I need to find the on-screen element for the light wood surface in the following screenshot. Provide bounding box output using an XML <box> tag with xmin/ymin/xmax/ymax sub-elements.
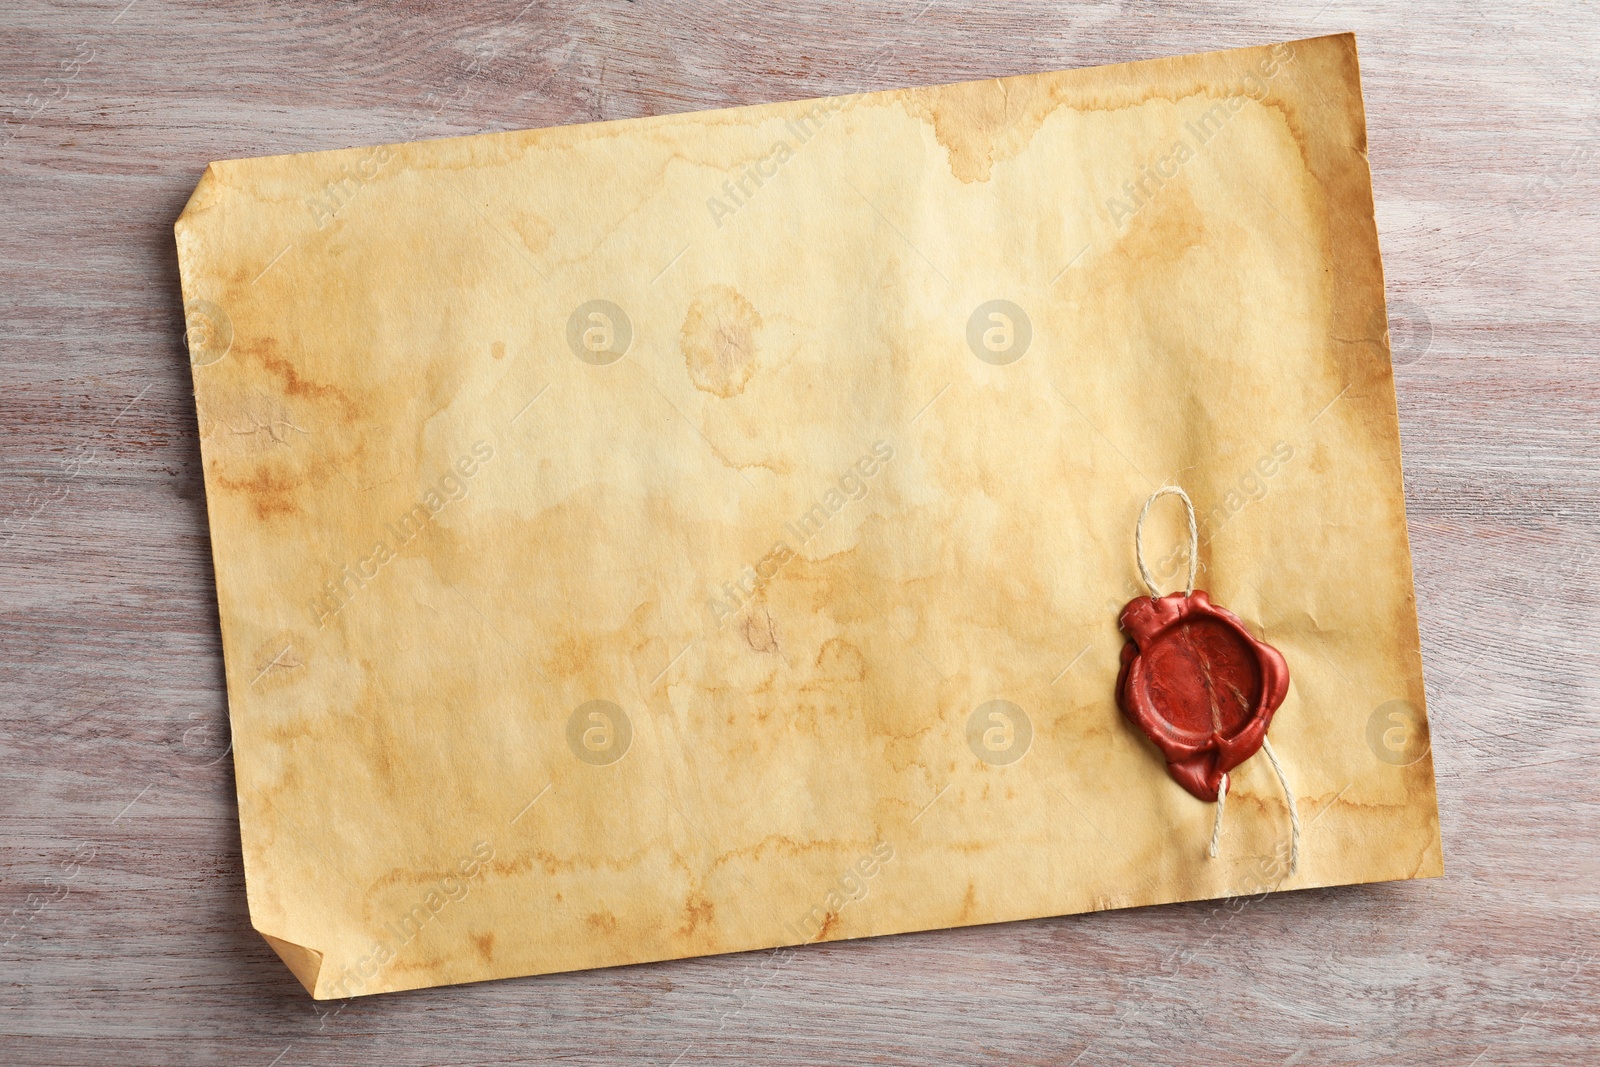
<box><xmin>2</xmin><ymin>2</ymin><xmax>1596</xmax><ymax>1064</ymax></box>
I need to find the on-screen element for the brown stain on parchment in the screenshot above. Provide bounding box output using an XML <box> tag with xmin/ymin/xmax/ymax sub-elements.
<box><xmin>508</xmin><ymin>211</ymin><xmax>554</xmax><ymax>257</ymax></box>
<box><xmin>421</xmin><ymin>341</ymin><xmax>472</xmax><ymax>423</ymax></box>
<box><xmin>215</xmin><ymin>462</ymin><xmax>301</xmax><ymax>520</ymax></box>
<box><xmin>676</xmin><ymin>892</ymin><xmax>715</xmax><ymax>940</ymax></box>
<box><xmin>241</xmin><ymin>336</ymin><xmax>359</xmax><ymax>422</ymax></box>
<box><xmin>245</xmin><ymin>632</ymin><xmax>307</xmax><ymax>694</ymax></box>
<box><xmin>702</xmin><ymin>834</ymin><xmax>870</xmax><ymax>875</ymax></box>
<box><xmin>901</xmin><ymin>76</ymin><xmax>1070</xmax><ymax>183</ymax></box>
<box><xmin>956</xmin><ymin>882</ymin><xmax>978</xmax><ymax>923</ymax></box>
<box><xmin>681</xmin><ymin>285</ymin><xmax>761</xmax><ymax>397</ymax></box>
<box><xmin>1104</xmin><ymin>179</ymin><xmax>1208</xmax><ymax>277</ymax></box>
<box><xmin>740</xmin><ymin>604</ymin><xmax>779</xmax><ymax>653</ymax></box>
<box><xmin>472</xmin><ymin>932</ymin><xmax>495</xmax><ymax>960</ymax></box>
<box><xmin>482</xmin><ymin>843</ymin><xmax>655</xmax><ymax>880</ymax></box>
<box><xmin>810</xmin><ymin>638</ymin><xmax>867</xmax><ymax>685</ymax></box>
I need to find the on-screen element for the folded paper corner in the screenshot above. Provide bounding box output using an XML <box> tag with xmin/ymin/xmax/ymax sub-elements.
<box><xmin>174</xmin><ymin>161</ymin><xmax>223</xmax><ymax>238</ymax></box>
<box><xmin>258</xmin><ymin>929</ymin><xmax>329</xmax><ymax>999</ymax></box>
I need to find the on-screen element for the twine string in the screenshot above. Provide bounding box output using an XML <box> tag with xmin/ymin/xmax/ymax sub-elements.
<box><xmin>1132</xmin><ymin>486</ymin><xmax>1299</xmax><ymax>875</ymax></box>
<box><xmin>1262</xmin><ymin>736</ymin><xmax>1301</xmax><ymax>876</ymax></box>
<box><xmin>1207</xmin><ymin>773</ymin><xmax>1229</xmax><ymax>858</ymax></box>
<box><xmin>1135</xmin><ymin>486</ymin><xmax>1197</xmax><ymax>599</ymax></box>
<box><xmin>1206</xmin><ymin>747</ymin><xmax>1300</xmax><ymax>875</ymax></box>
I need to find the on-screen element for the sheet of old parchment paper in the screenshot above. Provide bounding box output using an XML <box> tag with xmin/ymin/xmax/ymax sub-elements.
<box><xmin>175</xmin><ymin>33</ymin><xmax>1441</xmax><ymax>998</ymax></box>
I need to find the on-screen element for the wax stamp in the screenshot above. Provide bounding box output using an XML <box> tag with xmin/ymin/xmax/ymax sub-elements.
<box><xmin>1116</xmin><ymin>589</ymin><xmax>1290</xmax><ymax>802</ymax></box>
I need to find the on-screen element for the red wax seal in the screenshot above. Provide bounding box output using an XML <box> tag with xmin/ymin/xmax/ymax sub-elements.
<box><xmin>1116</xmin><ymin>591</ymin><xmax>1289</xmax><ymax>802</ymax></box>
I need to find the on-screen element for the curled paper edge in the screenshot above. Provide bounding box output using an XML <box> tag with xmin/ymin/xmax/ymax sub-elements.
<box><xmin>260</xmin><ymin>929</ymin><xmax>325</xmax><ymax>997</ymax></box>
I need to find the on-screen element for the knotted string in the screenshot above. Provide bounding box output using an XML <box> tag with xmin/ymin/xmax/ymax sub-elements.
<box><xmin>1133</xmin><ymin>485</ymin><xmax>1299</xmax><ymax>876</ymax></box>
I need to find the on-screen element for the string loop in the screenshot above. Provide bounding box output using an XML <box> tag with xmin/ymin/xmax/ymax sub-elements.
<box><xmin>1135</xmin><ymin>486</ymin><xmax>1198</xmax><ymax>599</ymax></box>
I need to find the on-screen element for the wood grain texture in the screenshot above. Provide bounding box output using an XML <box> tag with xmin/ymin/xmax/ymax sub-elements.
<box><xmin>1</xmin><ymin>1</ymin><xmax>1595</xmax><ymax>1064</ymax></box>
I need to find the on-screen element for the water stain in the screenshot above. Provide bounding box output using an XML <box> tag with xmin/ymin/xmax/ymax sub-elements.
<box><xmin>677</xmin><ymin>892</ymin><xmax>715</xmax><ymax>940</ymax></box>
<box><xmin>901</xmin><ymin>76</ymin><xmax>1069</xmax><ymax>183</ymax></box>
<box><xmin>243</xmin><ymin>335</ymin><xmax>358</xmax><ymax>421</ymax></box>
<box><xmin>215</xmin><ymin>462</ymin><xmax>301</xmax><ymax>520</ymax></box>
<box><xmin>741</xmin><ymin>604</ymin><xmax>779</xmax><ymax>654</ymax></box>
<box><xmin>956</xmin><ymin>881</ymin><xmax>977</xmax><ymax>922</ymax></box>
<box><xmin>246</xmin><ymin>632</ymin><xmax>307</xmax><ymax>694</ymax></box>
<box><xmin>1104</xmin><ymin>179</ymin><xmax>1207</xmax><ymax>276</ymax></box>
<box><xmin>509</xmin><ymin>211</ymin><xmax>554</xmax><ymax>257</ymax></box>
<box><xmin>421</xmin><ymin>340</ymin><xmax>472</xmax><ymax>423</ymax></box>
<box><xmin>472</xmin><ymin>932</ymin><xmax>495</xmax><ymax>960</ymax></box>
<box><xmin>681</xmin><ymin>284</ymin><xmax>761</xmax><ymax>398</ymax></box>
<box><xmin>812</xmin><ymin>638</ymin><xmax>866</xmax><ymax>684</ymax></box>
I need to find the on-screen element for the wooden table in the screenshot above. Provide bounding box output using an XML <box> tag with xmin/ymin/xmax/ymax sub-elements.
<box><xmin>4</xmin><ymin>2</ymin><xmax>1596</xmax><ymax>1063</ymax></box>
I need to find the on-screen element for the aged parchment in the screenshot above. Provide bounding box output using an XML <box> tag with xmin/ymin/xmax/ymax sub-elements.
<box><xmin>176</xmin><ymin>33</ymin><xmax>1441</xmax><ymax>998</ymax></box>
